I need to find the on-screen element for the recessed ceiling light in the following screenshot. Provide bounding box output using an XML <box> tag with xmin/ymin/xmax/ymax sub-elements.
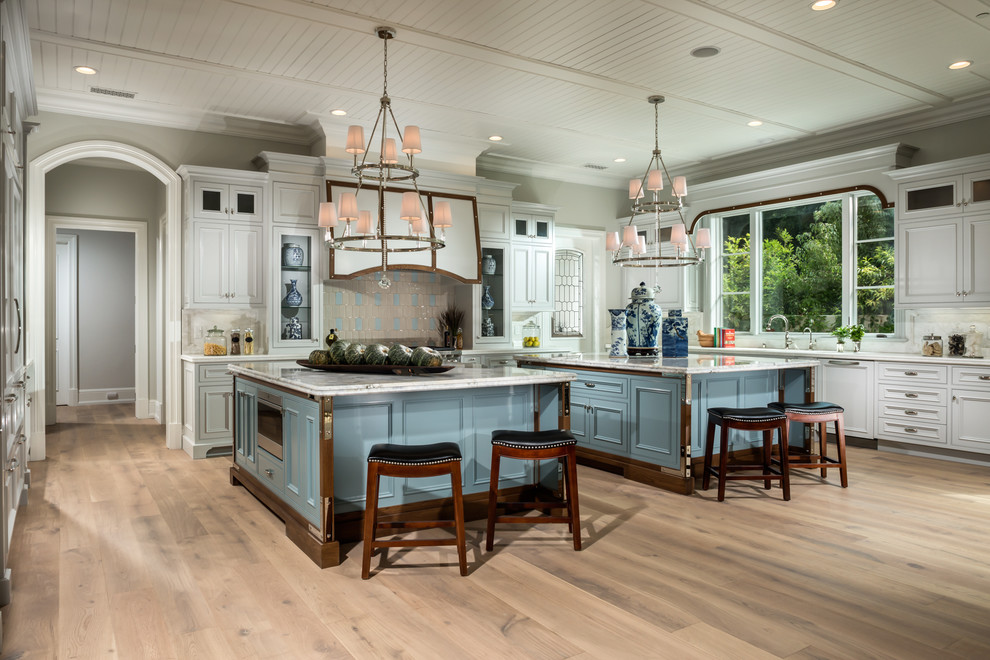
<box><xmin>330</xmin><ymin>109</ymin><xmax>347</xmax><ymax>116</ymax></box>
<box><xmin>811</xmin><ymin>1</ymin><xmax>836</xmax><ymax>10</ymax></box>
<box><xmin>747</xmin><ymin>120</ymin><xmax>763</xmax><ymax>127</ymax></box>
<box><xmin>488</xmin><ymin>135</ymin><xmax>503</xmax><ymax>142</ymax></box>
<box><xmin>613</xmin><ymin>157</ymin><xmax>626</xmax><ymax>163</ymax></box>
<box><xmin>690</xmin><ymin>46</ymin><xmax>721</xmax><ymax>58</ymax></box>
<box><xmin>948</xmin><ymin>60</ymin><xmax>973</xmax><ymax>70</ymax></box>
<box><xmin>74</xmin><ymin>65</ymin><xmax>98</xmax><ymax>75</ymax></box>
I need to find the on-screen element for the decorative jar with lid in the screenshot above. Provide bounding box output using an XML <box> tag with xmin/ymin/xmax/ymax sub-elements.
<box><xmin>625</xmin><ymin>282</ymin><xmax>661</xmax><ymax>356</ymax></box>
<box><xmin>204</xmin><ymin>325</ymin><xmax>227</xmax><ymax>356</ymax></box>
<box><xmin>922</xmin><ymin>333</ymin><xmax>943</xmax><ymax>357</ymax></box>
<box><xmin>282</xmin><ymin>243</ymin><xmax>305</xmax><ymax>267</ymax></box>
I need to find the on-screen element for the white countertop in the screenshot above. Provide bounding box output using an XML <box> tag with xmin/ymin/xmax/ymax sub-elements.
<box><xmin>515</xmin><ymin>352</ymin><xmax>819</xmax><ymax>375</ymax></box>
<box><xmin>181</xmin><ymin>353</ymin><xmax>308</xmax><ymax>363</ymax></box>
<box><xmin>698</xmin><ymin>346</ymin><xmax>987</xmax><ymax>366</ymax></box>
<box><xmin>227</xmin><ymin>361</ymin><xmax>576</xmax><ymax>397</ymax></box>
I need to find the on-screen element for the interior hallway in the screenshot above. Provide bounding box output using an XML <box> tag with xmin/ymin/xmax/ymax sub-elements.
<box><xmin>3</xmin><ymin>404</ymin><xmax>990</xmax><ymax>658</ymax></box>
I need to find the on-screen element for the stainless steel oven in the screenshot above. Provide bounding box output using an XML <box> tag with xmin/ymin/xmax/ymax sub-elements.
<box><xmin>256</xmin><ymin>389</ymin><xmax>284</xmax><ymax>460</ymax></box>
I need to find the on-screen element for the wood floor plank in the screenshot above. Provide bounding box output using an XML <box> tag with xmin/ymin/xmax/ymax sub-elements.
<box><xmin>3</xmin><ymin>403</ymin><xmax>990</xmax><ymax>659</ymax></box>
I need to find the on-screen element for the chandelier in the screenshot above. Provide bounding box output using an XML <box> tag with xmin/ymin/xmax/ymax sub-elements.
<box><xmin>607</xmin><ymin>95</ymin><xmax>710</xmax><ymax>269</ymax></box>
<box><xmin>318</xmin><ymin>27</ymin><xmax>452</xmax><ymax>289</ymax></box>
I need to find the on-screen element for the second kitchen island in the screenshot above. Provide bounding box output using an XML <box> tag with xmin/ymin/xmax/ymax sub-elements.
<box><xmin>228</xmin><ymin>361</ymin><xmax>574</xmax><ymax>567</ymax></box>
<box><xmin>515</xmin><ymin>353</ymin><xmax>819</xmax><ymax>495</ymax></box>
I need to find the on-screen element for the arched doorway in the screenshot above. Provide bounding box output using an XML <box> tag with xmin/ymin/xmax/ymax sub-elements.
<box><xmin>27</xmin><ymin>141</ymin><xmax>183</xmax><ymax>458</ymax></box>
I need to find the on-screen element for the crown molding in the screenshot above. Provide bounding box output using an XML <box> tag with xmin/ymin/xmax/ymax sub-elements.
<box><xmin>37</xmin><ymin>89</ymin><xmax>316</xmax><ymax>145</ymax></box>
<box><xmin>2</xmin><ymin>0</ymin><xmax>37</xmax><ymax>117</ymax></box>
<box><xmin>885</xmin><ymin>152</ymin><xmax>990</xmax><ymax>181</ymax></box>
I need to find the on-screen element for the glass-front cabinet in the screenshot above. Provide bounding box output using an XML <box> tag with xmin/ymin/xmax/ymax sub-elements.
<box><xmin>477</xmin><ymin>242</ymin><xmax>508</xmax><ymax>344</ymax></box>
<box><xmin>271</xmin><ymin>227</ymin><xmax>323</xmax><ymax>353</ymax></box>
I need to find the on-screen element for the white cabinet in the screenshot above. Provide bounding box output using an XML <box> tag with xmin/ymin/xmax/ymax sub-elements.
<box><xmin>271</xmin><ymin>227</ymin><xmax>323</xmax><ymax>353</ymax></box>
<box><xmin>475</xmin><ymin>241</ymin><xmax>510</xmax><ymax>345</ymax></box>
<box><xmin>512</xmin><ymin>212</ymin><xmax>553</xmax><ymax>243</ymax></box>
<box><xmin>479</xmin><ymin>203</ymin><xmax>511</xmax><ymax>239</ymax></box>
<box><xmin>950</xmin><ymin>365</ymin><xmax>990</xmax><ymax>454</ymax></box>
<box><xmin>891</xmin><ymin>155</ymin><xmax>990</xmax><ymax>307</ymax></box>
<box><xmin>820</xmin><ymin>358</ymin><xmax>874</xmax><ymax>438</ymax></box>
<box><xmin>192</xmin><ymin>180</ymin><xmax>263</xmax><ymax>222</ymax></box>
<box><xmin>182</xmin><ymin>362</ymin><xmax>234</xmax><ymax>459</ymax></box>
<box><xmin>876</xmin><ymin>362</ymin><xmax>948</xmax><ymax>447</ymax></box>
<box><xmin>272</xmin><ymin>181</ymin><xmax>320</xmax><ymax>227</ymax></box>
<box><xmin>189</xmin><ymin>221</ymin><xmax>265</xmax><ymax>306</ymax></box>
<box><xmin>510</xmin><ymin>243</ymin><xmax>553</xmax><ymax>311</ymax></box>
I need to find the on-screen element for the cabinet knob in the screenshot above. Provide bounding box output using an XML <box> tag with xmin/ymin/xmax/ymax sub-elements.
<box><xmin>4</xmin><ymin>394</ymin><xmax>15</xmax><ymax>403</ymax></box>
<box><xmin>264</xmin><ymin>468</ymin><xmax>273</xmax><ymax>478</ymax></box>
<box><xmin>584</xmin><ymin>382</ymin><xmax>596</xmax><ymax>388</ymax></box>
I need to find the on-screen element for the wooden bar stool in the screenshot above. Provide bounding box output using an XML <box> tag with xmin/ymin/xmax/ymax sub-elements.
<box><xmin>485</xmin><ymin>429</ymin><xmax>581</xmax><ymax>551</ymax></box>
<box><xmin>702</xmin><ymin>407</ymin><xmax>791</xmax><ymax>502</ymax></box>
<box><xmin>361</xmin><ymin>442</ymin><xmax>467</xmax><ymax>579</ymax></box>
<box><xmin>767</xmin><ymin>401</ymin><xmax>848</xmax><ymax>487</ymax></box>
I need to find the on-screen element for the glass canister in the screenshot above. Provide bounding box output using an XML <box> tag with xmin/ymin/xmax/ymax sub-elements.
<box><xmin>244</xmin><ymin>328</ymin><xmax>254</xmax><ymax>355</ymax></box>
<box><xmin>921</xmin><ymin>333</ymin><xmax>943</xmax><ymax>357</ymax></box>
<box><xmin>229</xmin><ymin>329</ymin><xmax>241</xmax><ymax>355</ymax></box>
<box><xmin>523</xmin><ymin>319</ymin><xmax>541</xmax><ymax>347</ymax></box>
<box><xmin>204</xmin><ymin>325</ymin><xmax>227</xmax><ymax>356</ymax></box>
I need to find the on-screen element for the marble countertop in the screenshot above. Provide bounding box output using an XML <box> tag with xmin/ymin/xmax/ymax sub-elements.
<box><xmin>228</xmin><ymin>361</ymin><xmax>576</xmax><ymax>397</ymax></box>
<box><xmin>698</xmin><ymin>346</ymin><xmax>987</xmax><ymax>366</ymax></box>
<box><xmin>182</xmin><ymin>353</ymin><xmax>308</xmax><ymax>363</ymax></box>
<box><xmin>515</xmin><ymin>352</ymin><xmax>819</xmax><ymax>375</ymax></box>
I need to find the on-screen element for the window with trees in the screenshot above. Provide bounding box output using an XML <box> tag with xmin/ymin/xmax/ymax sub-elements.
<box><xmin>715</xmin><ymin>191</ymin><xmax>895</xmax><ymax>335</ymax></box>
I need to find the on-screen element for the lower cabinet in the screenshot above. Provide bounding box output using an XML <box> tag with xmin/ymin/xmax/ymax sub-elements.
<box><xmin>820</xmin><ymin>358</ymin><xmax>875</xmax><ymax>438</ymax></box>
<box><xmin>281</xmin><ymin>394</ymin><xmax>321</xmax><ymax>527</ymax></box>
<box><xmin>950</xmin><ymin>365</ymin><xmax>990</xmax><ymax>453</ymax></box>
<box><xmin>233</xmin><ymin>379</ymin><xmax>258</xmax><ymax>474</ymax></box>
<box><xmin>876</xmin><ymin>362</ymin><xmax>948</xmax><ymax>448</ymax></box>
<box><xmin>630</xmin><ymin>376</ymin><xmax>681</xmax><ymax>469</ymax></box>
<box><xmin>183</xmin><ymin>362</ymin><xmax>235</xmax><ymax>458</ymax></box>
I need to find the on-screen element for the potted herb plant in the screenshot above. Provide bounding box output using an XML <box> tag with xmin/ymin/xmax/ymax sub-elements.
<box><xmin>848</xmin><ymin>324</ymin><xmax>866</xmax><ymax>352</ymax></box>
<box><xmin>831</xmin><ymin>325</ymin><xmax>851</xmax><ymax>352</ymax></box>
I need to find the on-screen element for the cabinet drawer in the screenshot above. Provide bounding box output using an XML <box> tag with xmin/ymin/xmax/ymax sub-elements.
<box><xmin>878</xmin><ymin>363</ymin><xmax>947</xmax><ymax>384</ymax></box>
<box><xmin>198</xmin><ymin>364</ymin><xmax>233</xmax><ymax>382</ymax></box>
<box><xmin>570</xmin><ymin>373</ymin><xmax>627</xmax><ymax>398</ymax></box>
<box><xmin>879</xmin><ymin>402</ymin><xmax>946</xmax><ymax>424</ymax></box>
<box><xmin>256</xmin><ymin>450</ymin><xmax>285</xmax><ymax>493</ymax></box>
<box><xmin>878</xmin><ymin>384</ymin><xmax>946</xmax><ymax>405</ymax></box>
<box><xmin>879</xmin><ymin>419</ymin><xmax>947</xmax><ymax>445</ymax></box>
<box><xmin>952</xmin><ymin>365</ymin><xmax>990</xmax><ymax>388</ymax></box>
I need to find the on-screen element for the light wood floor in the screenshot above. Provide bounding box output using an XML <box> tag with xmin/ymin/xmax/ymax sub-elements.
<box><xmin>3</xmin><ymin>404</ymin><xmax>990</xmax><ymax>659</ymax></box>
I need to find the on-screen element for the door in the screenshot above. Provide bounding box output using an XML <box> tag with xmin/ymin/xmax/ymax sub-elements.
<box><xmin>193</xmin><ymin>222</ymin><xmax>229</xmax><ymax>303</ymax></box>
<box><xmin>962</xmin><ymin>215</ymin><xmax>990</xmax><ymax>302</ymax></box>
<box><xmin>897</xmin><ymin>218</ymin><xmax>960</xmax><ymax>304</ymax></box>
<box><xmin>55</xmin><ymin>234</ymin><xmax>78</xmax><ymax>405</ymax></box>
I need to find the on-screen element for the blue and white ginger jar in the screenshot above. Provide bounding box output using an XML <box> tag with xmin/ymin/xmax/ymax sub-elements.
<box><xmin>282</xmin><ymin>243</ymin><xmax>305</xmax><ymax>267</ymax></box>
<box><xmin>625</xmin><ymin>282</ymin><xmax>661</xmax><ymax>356</ymax></box>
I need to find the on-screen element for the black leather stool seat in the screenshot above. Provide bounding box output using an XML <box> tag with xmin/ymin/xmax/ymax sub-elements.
<box><xmin>707</xmin><ymin>407</ymin><xmax>786</xmax><ymax>423</ymax></box>
<box><xmin>367</xmin><ymin>442</ymin><xmax>462</xmax><ymax>465</ymax></box>
<box><xmin>492</xmin><ymin>429</ymin><xmax>576</xmax><ymax>449</ymax></box>
<box><xmin>768</xmin><ymin>401</ymin><xmax>844</xmax><ymax>415</ymax></box>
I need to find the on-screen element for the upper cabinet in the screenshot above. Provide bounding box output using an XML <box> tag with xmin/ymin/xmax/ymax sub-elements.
<box><xmin>510</xmin><ymin>202</ymin><xmax>556</xmax><ymax>311</ymax></box>
<box><xmin>272</xmin><ymin>181</ymin><xmax>320</xmax><ymax>227</ymax></box>
<box><xmin>193</xmin><ymin>180</ymin><xmax>264</xmax><ymax>222</ymax></box>
<box><xmin>889</xmin><ymin>155</ymin><xmax>990</xmax><ymax>307</ymax></box>
<box><xmin>513</xmin><ymin>211</ymin><xmax>553</xmax><ymax>244</ymax></box>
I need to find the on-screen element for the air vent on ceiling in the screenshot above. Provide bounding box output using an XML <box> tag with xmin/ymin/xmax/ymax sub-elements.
<box><xmin>582</xmin><ymin>163</ymin><xmax>608</xmax><ymax>170</ymax></box>
<box><xmin>90</xmin><ymin>86</ymin><xmax>136</xmax><ymax>99</ymax></box>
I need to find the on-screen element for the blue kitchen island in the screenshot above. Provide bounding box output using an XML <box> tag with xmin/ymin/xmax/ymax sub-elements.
<box><xmin>515</xmin><ymin>352</ymin><xmax>820</xmax><ymax>495</ymax></box>
<box><xmin>228</xmin><ymin>361</ymin><xmax>574</xmax><ymax>567</ymax></box>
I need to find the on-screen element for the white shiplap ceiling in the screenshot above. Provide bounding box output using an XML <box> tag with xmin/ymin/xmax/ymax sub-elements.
<box><xmin>26</xmin><ymin>0</ymin><xmax>990</xmax><ymax>183</ymax></box>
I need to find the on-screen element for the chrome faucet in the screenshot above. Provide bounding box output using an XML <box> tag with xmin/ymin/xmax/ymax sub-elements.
<box><xmin>803</xmin><ymin>327</ymin><xmax>815</xmax><ymax>350</ymax></box>
<box><xmin>766</xmin><ymin>314</ymin><xmax>794</xmax><ymax>349</ymax></box>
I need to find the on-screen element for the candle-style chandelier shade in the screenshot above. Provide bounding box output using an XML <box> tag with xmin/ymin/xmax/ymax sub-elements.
<box><xmin>607</xmin><ymin>96</ymin><xmax>710</xmax><ymax>269</ymax></box>
<box><xmin>319</xmin><ymin>26</ymin><xmax>452</xmax><ymax>289</ymax></box>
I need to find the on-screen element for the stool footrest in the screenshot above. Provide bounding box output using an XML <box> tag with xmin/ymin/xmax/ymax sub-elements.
<box><xmin>373</xmin><ymin>538</ymin><xmax>460</xmax><ymax>548</ymax></box>
<box><xmin>495</xmin><ymin>515</ymin><xmax>573</xmax><ymax>525</ymax></box>
<box><xmin>376</xmin><ymin>520</ymin><xmax>457</xmax><ymax>530</ymax></box>
<box><xmin>495</xmin><ymin>501</ymin><xmax>567</xmax><ymax>511</ymax></box>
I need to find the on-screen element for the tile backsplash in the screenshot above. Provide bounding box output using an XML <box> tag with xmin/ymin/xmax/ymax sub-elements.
<box><xmin>323</xmin><ymin>271</ymin><xmax>460</xmax><ymax>345</ymax></box>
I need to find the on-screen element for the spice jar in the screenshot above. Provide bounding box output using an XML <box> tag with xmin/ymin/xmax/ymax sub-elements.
<box><xmin>244</xmin><ymin>329</ymin><xmax>254</xmax><ymax>355</ymax></box>
<box><xmin>921</xmin><ymin>334</ymin><xmax>943</xmax><ymax>357</ymax></box>
<box><xmin>230</xmin><ymin>329</ymin><xmax>241</xmax><ymax>355</ymax></box>
<box><xmin>204</xmin><ymin>325</ymin><xmax>227</xmax><ymax>356</ymax></box>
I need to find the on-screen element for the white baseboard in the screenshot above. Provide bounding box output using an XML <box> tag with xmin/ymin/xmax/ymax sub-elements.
<box><xmin>150</xmin><ymin>399</ymin><xmax>162</xmax><ymax>423</ymax></box>
<box><xmin>77</xmin><ymin>387</ymin><xmax>136</xmax><ymax>406</ymax></box>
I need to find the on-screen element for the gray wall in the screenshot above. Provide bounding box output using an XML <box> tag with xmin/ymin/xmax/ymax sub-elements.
<box><xmin>55</xmin><ymin>228</ymin><xmax>135</xmax><ymax>392</ymax></box>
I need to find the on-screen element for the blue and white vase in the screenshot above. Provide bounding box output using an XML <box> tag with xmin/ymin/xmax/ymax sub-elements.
<box><xmin>284</xmin><ymin>279</ymin><xmax>303</xmax><ymax>307</ymax></box>
<box><xmin>482</xmin><ymin>253</ymin><xmax>497</xmax><ymax>275</ymax></box>
<box><xmin>481</xmin><ymin>285</ymin><xmax>495</xmax><ymax>310</ymax></box>
<box><xmin>661</xmin><ymin>309</ymin><xmax>689</xmax><ymax>357</ymax></box>
<box><xmin>281</xmin><ymin>243</ymin><xmax>305</xmax><ymax>267</ymax></box>
<box><xmin>625</xmin><ymin>281</ymin><xmax>661</xmax><ymax>356</ymax></box>
<box><xmin>608</xmin><ymin>309</ymin><xmax>628</xmax><ymax>357</ymax></box>
<box><xmin>283</xmin><ymin>316</ymin><xmax>303</xmax><ymax>340</ymax></box>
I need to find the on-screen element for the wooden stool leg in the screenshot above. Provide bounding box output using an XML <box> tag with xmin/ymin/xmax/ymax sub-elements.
<box><xmin>449</xmin><ymin>464</ymin><xmax>468</xmax><ymax>576</ymax></box>
<box><xmin>819</xmin><ymin>420</ymin><xmax>829</xmax><ymax>478</ymax></box>
<box><xmin>835</xmin><ymin>415</ymin><xmax>849</xmax><ymax>488</ymax></box>
<box><xmin>778</xmin><ymin>421</ymin><xmax>791</xmax><ymax>501</ymax></box>
<box><xmin>565</xmin><ymin>447</ymin><xmax>581</xmax><ymax>551</ymax></box>
<box><xmin>485</xmin><ymin>449</ymin><xmax>501</xmax><ymax>551</ymax></box>
<box><xmin>702</xmin><ymin>419</ymin><xmax>716</xmax><ymax>491</ymax></box>
<box><xmin>718</xmin><ymin>424</ymin><xmax>730</xmax><ymax>502</ymax></box>
<box><xmin>361</xmin><ymin>463</ymin><xmax>381</xmax><ymax>580</ymax></box>
<box><xmin>762</xmin><ymin>429</ymin><xmax>773</xmax><ymax>490</ymax></box>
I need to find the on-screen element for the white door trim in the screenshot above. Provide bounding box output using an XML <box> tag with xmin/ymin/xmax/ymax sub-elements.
<box><xmin>27</xmin><ymin>141</ymin><xmax>183</xmax><ymax>460</ymax></box>
<box><xmin>48</xmin><ymin>217</ymin><xmax>149</xmax><ymax>416</ymax></box>
<box><xmin>54</xmin><ymin>233</ymin><xmax>78</xmax><ymax>406</ymax></box>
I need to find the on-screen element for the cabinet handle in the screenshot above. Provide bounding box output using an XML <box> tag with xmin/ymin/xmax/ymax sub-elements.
<box><xmin>956</xmin><ymin>291</ymin><xmax>962</xmax><ymax>296</ymax></box>
<box><xmin>904</xmin><ymin>427</ymin><xmax>918</xmax><ymax>433</ymax></box>
<box><xmin>7</xmin><ymin>459</ymin><xmax>18</xmax><ymax>473</ymax></box>
<box><xmin>905</xmin><ymin>410</ymin><xmax>918</xmax><ymax>416</ymax></box>
<box><xmin>980</xmin><ymin>376</ymin><xmax>990</xmax><ymax>381</ymax></box>
<box><xmin>904</xmin><ymin>393</ymin><xmax>919</xmax><ymax>398</ymax></box>
<box><xmin>264</xmin><ymin>468</ymin><xmax>273</xmax><ymax>478</ymax></box>
<box><xmin>903</xmin><ymin>371</ymin><xmax>918</xmax><ymax>376</ymax></box>
<box><xmin>828</xmin><ymin>360</ymin><xmax>859</xmax><ymax>365</ymax></box>
<box><xmin>4</xmin><ymin>394</ymin><xmax>15</xmax><ymax>403</ymax></box>
<box><xmin>14</xmin><ymin>380</ymin><xmax>24</xmax><ymax>388</ymax></box>
<box><xmin>584</xmin><ymin>382</ymin><xmax>596</xmax><ymax>388</ymax></box>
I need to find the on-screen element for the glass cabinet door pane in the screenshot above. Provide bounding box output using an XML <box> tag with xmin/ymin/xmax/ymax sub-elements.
<box><xmin>201</xmin><ymin>189</ymin><xmax>223</xmax><ymax>213</ymax></box>
<box><xmin>535</xmin><ymin>219</ymin><xmax>550</xmax><ymax>239</ymax></box>
<box><xmin>971</xmin><ymin>177</ymin><xmax>990</xmax><ymax>204</ymax></box>
<box><xmin>481</xmin><ymin>246</ymin><xmax>506</xmax><ymax>340</ymax></box>
<box><xmin>235</xmin><ymin>191</ymin><xmax>256</xmax><ymax>215</ymax></box>
<box><xmin>514</xmin><ymin>218</ymin><xmax>528</xmax><ymax>237</ymax></box>
<box><xmin>906</xmin><ymin>184</ymin><xmax>954</xmax><ymax>211</ymax></box>
<box><xmin>280</xmin><ymin>234</ymin><xmax>313</xmax><ymax>341</ymax></box>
